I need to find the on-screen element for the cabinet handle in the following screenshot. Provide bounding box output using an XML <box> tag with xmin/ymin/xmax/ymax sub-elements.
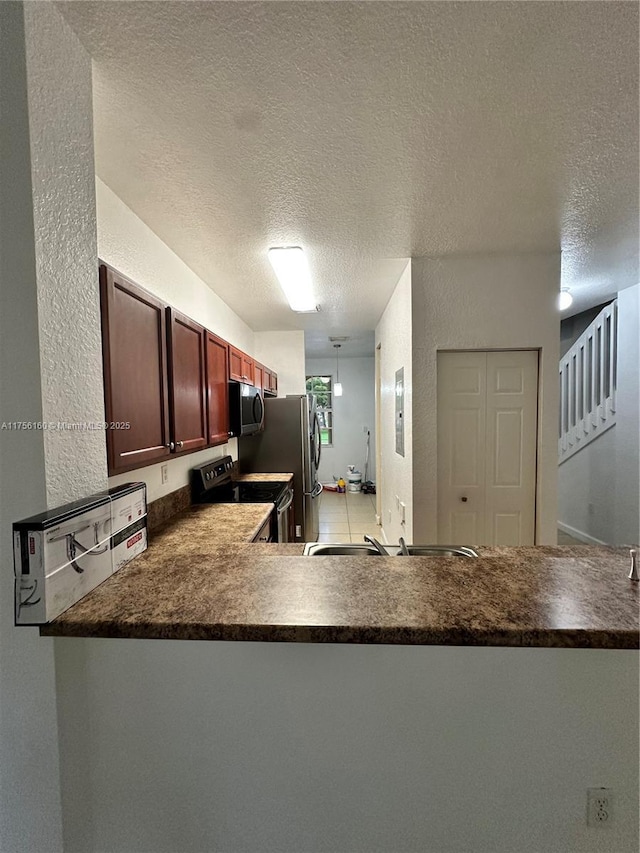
<box><xmin>228</xmin><ymin>431</ymin><xmax>233</xmax><ymax>437</ymax></box>
<box><xmin>167</xmin><ymin>442</ymin><xmax>175</xmax><ymax>451</ymax></box>
<box><xmin>177</xmin><ymin>441</ymin><xmax>184</xmax><ymax>449</ymax></box>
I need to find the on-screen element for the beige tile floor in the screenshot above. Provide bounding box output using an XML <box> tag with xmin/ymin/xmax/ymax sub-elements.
<box><xmin>317</xmin><ymin>488</ymin><xmax>381</xmax><ymax>543</ymax></box>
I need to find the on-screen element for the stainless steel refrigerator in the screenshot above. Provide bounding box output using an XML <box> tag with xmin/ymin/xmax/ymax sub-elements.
<box><xmin>239</xmin><ymin>395</ymin><xmax>322</xmax><ymax>542</ymax></box>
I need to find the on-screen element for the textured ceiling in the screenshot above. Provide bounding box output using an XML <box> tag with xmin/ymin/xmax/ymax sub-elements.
<box><xmin>59</xmin><ymin>1</ymin><xmax>638</xmax><ymax>355</ymax></box>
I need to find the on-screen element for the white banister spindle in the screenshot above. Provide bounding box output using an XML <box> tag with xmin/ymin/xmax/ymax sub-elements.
<box><xmin>559</xmin><ymin>300</ymin><xmax>617</xmax><ymax>463</ymax></box>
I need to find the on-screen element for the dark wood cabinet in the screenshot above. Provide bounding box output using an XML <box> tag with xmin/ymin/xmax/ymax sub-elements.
<box><xmin>167</xmin><ymin>308</ymin><xmax>207</xmax><ymax>454</ymax></box>
<box><xmin>100</xmin><ymin>263</ymin><xmax>281</xmax><ymax>473</ymax></box>
<box><xmin>100</xmin><ymin>265</ymin><xmax>172</xmax><ymax>475</ymax></box>
<box><xmin>205</xmin><ymin>331</ymin><xmax>231</xmax><ymax>446</ymax></box>
<box><xmin>263</xmin><ymin>368</ymin><xmax>278</xmax><ymax>396</ymax></box>
<box><xmin>253</xmin><ymin>362</ymin><xmax>265</xmax><ymax>394</ymax></box>
<box><xmin>229</xmin><ymin>346</ymin><xmax>254</xmax><ymax>385</ymax></box>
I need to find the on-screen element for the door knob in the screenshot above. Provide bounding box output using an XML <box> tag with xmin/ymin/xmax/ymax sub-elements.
<box><xmin>461</xmin><ymin>496</ymin><xmax>468</xmax><ymax>502</ymax></box>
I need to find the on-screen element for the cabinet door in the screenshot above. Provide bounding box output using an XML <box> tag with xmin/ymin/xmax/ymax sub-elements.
<box><xmin>270</xmin><ymin>372</ymin><xmax>278</xmax><ymax>395</ymax></box>
<box><xmin>100</xmin><ymin>265</ymin><xmax>171</xmax><ymax>475</ymax></box>
<box><xmin>253</xmin><ymin>362</ymin><xmax>265</xmax><ymax>394</ymax></box>
<box><xmin>229</xmin><ymin>346</ymin><xmax>244</xmax><ymax>382</ymax></box>
<box><xmin>206</xmin><ymin>331</ymin><xmax>231</xmax><ymax>446</ymax></box>
<box><xmin>167</xmin><ymin>309</ymin><xmax>207</xmax><ymax>453</ymax></box>
<box><xmin>229</xmin><ymin>346</ymin><xmax>254</xmax><ymax>385</ymax></box>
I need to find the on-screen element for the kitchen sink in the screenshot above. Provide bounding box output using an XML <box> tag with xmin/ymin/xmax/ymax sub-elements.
<box><xmin>394</xmin><ymin>545</ymin><xmax>479</xmax><ymax>558</ymax></box>
<box><xmin>303</xmin><ymin>543</ymin><xmax>386</xmax><ymax>556</ymax></box>
<box><xmin>303</xmin><ymin>542</ymin><xmax>478</xmax><ymax>557</ymax></box>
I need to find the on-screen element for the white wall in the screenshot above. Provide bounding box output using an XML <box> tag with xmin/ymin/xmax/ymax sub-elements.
<box><xmin>305</xmin><ymin>357</ymin><xmax>376</xmax><ymax>484</ymax></box>
<box><xmin>615</xmin><ymin>284</ymin><xmax>640</xmax><ymax>545</ymax></box>
<box><xmin>97</xmin><ymin>178</ymin><xmax>256</xmax><ymax>501</ymax></box>
<box><xmin>254</xmin><ymin>330</ymin><xmax>306</xmax><ymax>397</ymax></box>
<box><xmin>0</xmin><ymin>4</ymin><xmax>105</xmax><ymax>850</ymax></box>
<box><xmin>375</xmin><ymin>262</ymin><xmax>413</xmax><ymax>544</ymax></box>
<box><xmin>56</xmin><ymin>640</ymin><xmax>639</xmax><ymax>853</ymax></box>
<box><xmin>559</xmin><ymin>284</ymin><xmax>640</xmax><ymax>545</ymax></box>
<box><xmin>558</xmin><ymin>430</ymin><xmax>617</xmax><ymax>545</ymax></box>
<box><xmin>411</xmin><ymin>253</ymin><xmax>560</xmax><ymax>544</ymax></box>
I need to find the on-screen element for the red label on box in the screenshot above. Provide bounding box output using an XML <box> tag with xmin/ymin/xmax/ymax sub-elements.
<box><xmin>127</xmin><ymin>532</ymin><xmax>143</xmax><ymax>549</ymax></box>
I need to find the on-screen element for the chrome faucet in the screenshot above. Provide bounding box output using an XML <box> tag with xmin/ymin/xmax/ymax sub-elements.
<box><xmin>398</xmin><ymin>536</ymin><xmax>410</xmax><ymax>556</ymax></box>
<box><xmin>363</xmin><ymin>534</ymin><xmax>388</xmax><ymax>556</ymax></box>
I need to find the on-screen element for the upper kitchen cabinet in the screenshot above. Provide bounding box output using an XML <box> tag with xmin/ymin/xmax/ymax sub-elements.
<box><xmin>205</xmin><ymin>331</ymin><xmax>231</xmax><ymax>446</ymax></box>
<box><xmin>253</xmin><ymin>362</ymin><xmax>265</xmax><ymax>394</ymax></box>
<box><xmin>167</xmin><ymin>308</ymin><xmax>208</xmax><ymax>454</ymax></box>
<box><xmin>264</xmin><ymin>369</ymin><xmax>278</xmax><ymax>396</ymax></box>
<box><xmin>229</xmin><ymin>346</ymin><xmax>254</xmax><ymax>385</ymax></box>
<box><xmin>99</xmin><ymin>264</ymin><xmax>171</xmax><ymax>474</ymax></box>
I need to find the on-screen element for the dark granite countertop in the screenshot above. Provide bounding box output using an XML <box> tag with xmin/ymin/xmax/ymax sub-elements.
<box><xmin>41</xmin><ymin>502</ymin><xmax>639</xmax><ymax>648</ymax></box>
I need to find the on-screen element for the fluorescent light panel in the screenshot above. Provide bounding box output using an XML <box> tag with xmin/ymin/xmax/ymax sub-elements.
<box><xmin>268</xmin><ymin>247</ymin><xmax>318</xmax><ymax>313</ymax></box>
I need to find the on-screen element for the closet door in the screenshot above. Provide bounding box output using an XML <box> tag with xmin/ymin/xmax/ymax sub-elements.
<box><xmin>484</xmin><ymin>351</ymin><xmax>538</xmax><ymax>546</ymax></box>
<box><xmin>437</xmin><ymin>351</ymin><xmax>539</xmax><ymax>545</ymax></box>
<box><xmin>437</xmin><ymin>352</ymin><xmax>487</xmax><ymax>544</ymax></box>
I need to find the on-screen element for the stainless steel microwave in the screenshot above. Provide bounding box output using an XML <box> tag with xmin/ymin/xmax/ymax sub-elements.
<box><xmin>229</xmin><ymin>382</ymin><xmax>264</xmax><ymax>436</ymax></box>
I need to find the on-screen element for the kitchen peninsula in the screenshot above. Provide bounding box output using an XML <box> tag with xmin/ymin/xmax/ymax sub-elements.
<box><xmin>41</xmin><ymin>508</ymin><xmax>639</xmax><ymax>648</ymax></box>
<box><xmin>46</xmin><ymin>510</ymin><xmax>639</xmax><ymax>853</ymax></box>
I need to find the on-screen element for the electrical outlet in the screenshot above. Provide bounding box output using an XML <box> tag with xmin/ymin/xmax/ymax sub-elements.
<box><xmin>161</xmin><ymin>464</ymin><xmax>169</xmax><ymax>485</ymax></box>
<box><xmin>587</xmin><ymin>788</ymin><xmax>613</xmax><ymax>827</ymax></box>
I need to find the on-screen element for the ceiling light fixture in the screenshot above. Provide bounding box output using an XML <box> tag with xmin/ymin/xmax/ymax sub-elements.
<box><xmin>268</xmin><ymin>246</ymin><xmax>318</xmax><ymax>313</ymax></box>
<box><xmin>558</xmin><ymin>288</ymin><xmax>573</xmax><ymax>311</ymax></box>
<box><xmin>333</xmin><ymin>344</ymin><xmax>343</xmax><ymax>397</ymax></box>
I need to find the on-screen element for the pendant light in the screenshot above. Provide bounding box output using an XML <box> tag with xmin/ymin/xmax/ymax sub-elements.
<box><xmin>333</xmin><ymin>344</ymin><xmax>343</xmax><ymax>397</ymax></box>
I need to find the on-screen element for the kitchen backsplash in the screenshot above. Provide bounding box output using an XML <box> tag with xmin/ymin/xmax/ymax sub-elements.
<box><xmin>147</xmin><ymin>461</ymin><xmax>240</xmax><ymax>532</ymax></box>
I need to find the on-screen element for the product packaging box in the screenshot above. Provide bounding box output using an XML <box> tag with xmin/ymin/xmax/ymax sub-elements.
<box><xmin>14</xmin><ymin>482</ymin><xmax>148</xmax><ymax>625</ymax></box>
<box><xmin>14</xmin><ymin>495</ymin><xmax>113</xmax><ymax>625</ymax></box>
<box><xmin>108</xmin><ymin>482</ymin><xmax>147</xmax><ymax>572</ymax></box>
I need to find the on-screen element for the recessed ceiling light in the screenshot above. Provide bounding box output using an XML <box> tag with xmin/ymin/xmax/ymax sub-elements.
<box><xmin>558</xmin><ymin>289</ymin><xmax>573</xmax><ymax>311</ymax></box>
<box><xmin>268</xmin><ymin>246</ymin><xmax>318</xmax><ymax>313</ymax></box>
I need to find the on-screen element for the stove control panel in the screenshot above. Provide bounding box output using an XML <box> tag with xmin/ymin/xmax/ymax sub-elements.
<box><xmin>191</xmin><ymin>455</ymin><xmax>234</xmax><ymax>495</ymax></box>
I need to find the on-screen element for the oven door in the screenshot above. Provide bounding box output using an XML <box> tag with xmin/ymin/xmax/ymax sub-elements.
<box><xmin>276</xmin><ymin>488</ymin><xmax>294</xmax><ymax>543</ymax></box>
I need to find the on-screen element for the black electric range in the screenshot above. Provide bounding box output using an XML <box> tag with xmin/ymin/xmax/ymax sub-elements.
<box><xmin>190</xmin><ymin>456</ymin><xmax>293</xmax><ymax>541</ymax></box>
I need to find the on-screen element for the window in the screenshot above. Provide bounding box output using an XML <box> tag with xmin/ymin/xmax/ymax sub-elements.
<box><xmin>306</xmin><ymin>375</ymin><xmax>333</xmax><ymax>446</ymax></box>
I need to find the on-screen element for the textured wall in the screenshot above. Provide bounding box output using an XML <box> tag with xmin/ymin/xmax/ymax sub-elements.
<box><xmin>254</xmin><ymin>331</ymin><xmax>306</xmax><ymax>397</ymax></box>
<box><xmin>305</xmin><ymin>356</ymin><xmax>376</xmax><ymax>484</ymax></box>
<box><xmin>0</xmin><ymin>2</ymin><xmax>104</xmax><ymax>850</ymax></box>
<box><xmin>25</xmin><ymin>3</ymin><xmax>107</xmax><ymax>505</ymax></box>
<box><xmin>411</xmin><ymin>253</ymin><xmax>560</xmax><ymax>544</ymax></box>
<box><xmin>375</xmin><ymin>263</ymin><xmax>413</xmax><ymax>543</ymax></box>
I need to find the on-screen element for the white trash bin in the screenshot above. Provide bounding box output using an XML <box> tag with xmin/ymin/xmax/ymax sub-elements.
<box><xmin>347</xmin><ymin>469</ymin><xmax>362</xmax><ymax>492</ymax></box>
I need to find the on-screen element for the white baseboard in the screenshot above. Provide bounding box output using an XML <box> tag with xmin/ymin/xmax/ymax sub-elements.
<box><xmin>557</xmin><ymin>521</ymin><xmax>609</xmax><ymax>547</ymax></box>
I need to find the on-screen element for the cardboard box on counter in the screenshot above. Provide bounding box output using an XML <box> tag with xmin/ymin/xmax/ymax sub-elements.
<box><xmin>13</xmin><ymin>483</ymin><xmax>147</xmax><ymax>625</ymax></box>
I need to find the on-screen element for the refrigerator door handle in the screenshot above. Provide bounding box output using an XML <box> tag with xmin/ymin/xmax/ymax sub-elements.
<box><xmin>313</xmin><ymin>414</ymin><xmax>322</xmax><ymax>469</ymax></box>
<box><xmin>305</xmin><ymin>482</ymin><xmax>323</xmax><ymax>498</ymax></box>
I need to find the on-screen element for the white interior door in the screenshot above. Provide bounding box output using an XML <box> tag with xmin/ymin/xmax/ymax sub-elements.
<box><xmin>437</xmin><ymin>350</ymin><xmax>539</xmax><ymax>545</ymax></box>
